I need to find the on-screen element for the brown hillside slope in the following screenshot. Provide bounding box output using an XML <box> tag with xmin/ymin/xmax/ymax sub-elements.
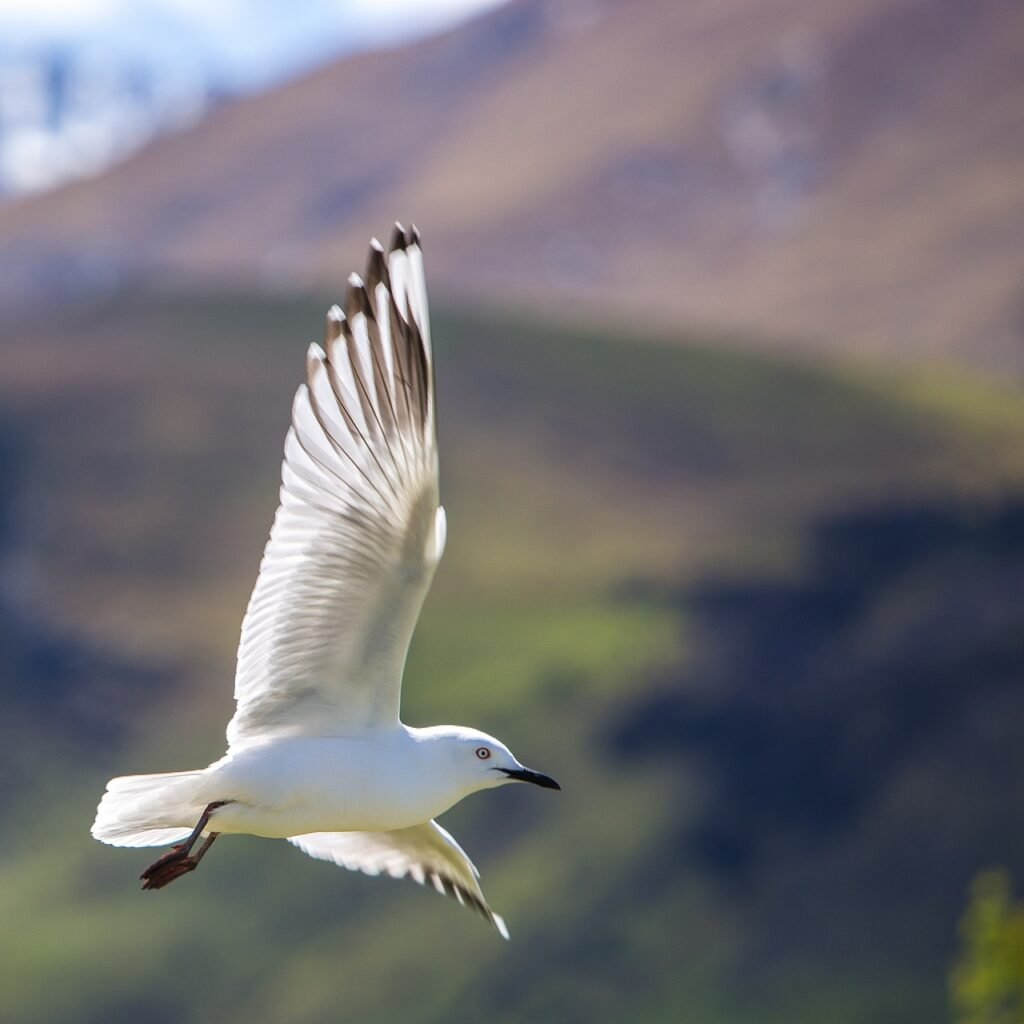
<box><xmin>1</xmin><ymin>0</ymin><xmax>1022</xmax><ymax>368</ymax></box>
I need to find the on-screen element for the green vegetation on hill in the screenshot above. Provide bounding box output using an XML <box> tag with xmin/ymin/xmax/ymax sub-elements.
<box><xmin>0</xmin><ymin>292</ymin><xmax>1022</xmax><ymax>1023</ymax></box>
<box><xmin>952</xmin><ymin>870</ymin><xmax>1024</xmax><ymax>1024</ymax></box>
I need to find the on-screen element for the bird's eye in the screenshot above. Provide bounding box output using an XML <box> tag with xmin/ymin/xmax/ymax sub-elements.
<box><xmin>475</xmin><ymin>747</ymin><xmax>491</xmax><ymax>760</ymax></box>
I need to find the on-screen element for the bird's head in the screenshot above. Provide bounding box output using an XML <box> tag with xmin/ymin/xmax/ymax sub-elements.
<box><xmin>426</xmin><ymin>726</ymin><xmax>560</xmax><ymax>795</ymax></box>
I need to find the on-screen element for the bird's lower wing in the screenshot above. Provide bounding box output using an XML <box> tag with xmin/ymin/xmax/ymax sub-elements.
<box><xmin>228</xmin><ymin>228</ymin><xmax>443</xmax><ymax>747</ymax></box>
<box><xmin>288</xmin><ymin>821</ymin><xmax>509</xmax><ymax>939</ymax></box>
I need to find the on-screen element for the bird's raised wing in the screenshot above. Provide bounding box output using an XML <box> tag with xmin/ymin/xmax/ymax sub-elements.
<box><xmin>227</xmin><ymin>226</ymin><xmax>444</xmax><ymax>748</ymax></box>
<box><xmin>288</xmin><ymin>821</ymin><xmax>509</xmax><ymax>939</ymax></box>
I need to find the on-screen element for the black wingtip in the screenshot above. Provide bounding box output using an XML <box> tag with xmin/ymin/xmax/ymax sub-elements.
<box><xmin>405</xmin><ymin>224</ymin><xmax>420</xmax><ymax>248</ymax></box>
<box><xmin>389</xmin><ymin>222</ymin><xmax>407</xmax><ymax>252</ymax></box>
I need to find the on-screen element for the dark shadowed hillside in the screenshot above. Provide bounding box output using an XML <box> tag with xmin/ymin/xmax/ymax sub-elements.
<box><xmin>0</xmin><ymin>417</ymin><xmax>170</xmax><ymax>809</ymax></box>
<box><xmin>611</xmin><ymin>497</ymin><xmax>1024</xmax><ymax>1013</ymax></box>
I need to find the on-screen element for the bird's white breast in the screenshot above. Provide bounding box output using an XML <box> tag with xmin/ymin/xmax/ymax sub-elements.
<box><xmin>197</xmin><ymin>730</ymin><xmax>458</xmax><ymax>838</ymax></box>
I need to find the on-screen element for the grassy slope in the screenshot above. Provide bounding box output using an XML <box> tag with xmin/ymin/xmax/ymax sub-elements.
<box><xmin>0</xmin><ymin>293</ymin><xmax>1022</xmax><ymax>1022</ymax></box>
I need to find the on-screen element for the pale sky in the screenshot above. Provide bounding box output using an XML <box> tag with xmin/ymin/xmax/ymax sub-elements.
<box><xmin>0</xmin><ymin>0</ymin><xmax>508</xmax><ymax>86</ymax></box>
<box><xmin>0</xmin><ymin>0</ymin><xmax>508</xmax><ymax>194</ymax></box>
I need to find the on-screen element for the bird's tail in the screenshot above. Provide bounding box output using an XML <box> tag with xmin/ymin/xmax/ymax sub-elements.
<box><xmin>91</xmin><ymin>769</ymin><xmax>206</xmax><ymax>848</ymax></box>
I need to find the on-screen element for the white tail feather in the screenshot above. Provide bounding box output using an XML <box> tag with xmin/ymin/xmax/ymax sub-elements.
<box><xmin>91</xmin><ymin>770</ymin><xmax>205</xmax><ymax>847</ymax></box>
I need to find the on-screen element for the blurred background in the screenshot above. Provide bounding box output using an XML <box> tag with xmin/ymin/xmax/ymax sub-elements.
<box><xmin>0</xmin><ymin>0</ymin><xmax>1023</xmax><ymax>1021</ymax></box>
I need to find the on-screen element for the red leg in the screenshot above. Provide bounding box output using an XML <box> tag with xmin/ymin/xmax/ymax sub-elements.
<box><xmin>140</xmin><ymin>801</ymin><xmax>227</xmax><ymax>891</ymax></box>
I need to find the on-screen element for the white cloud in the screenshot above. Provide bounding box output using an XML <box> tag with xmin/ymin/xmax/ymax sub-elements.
<box><xmin>344</xmin><ymin>0</ymin><xmax>506</xmax><ymax>44</ymax></box>
<box><xmin>0</xmin><ymin>0</ymin><xmax>119</xmax><ymax>26</ymax></box>
<box><xmin>346</xmin><ymin>0</ymin><xmax>504</xmax><ymax>21</ymax></box>
<box><xmin>0</xmin><ymin>0</ymin><xmax>507</xmax><ymax>73</ymax></box>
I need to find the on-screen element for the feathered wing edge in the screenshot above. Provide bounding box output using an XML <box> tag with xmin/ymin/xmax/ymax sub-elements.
<box><xmin>288</xmin><ymin>821</ymin><xmax>510</xmax><ymax>940</ymax></box>
<box><xmin>227</xmin><ymin>224</ymin><xmax>442</xmax><ymax>742</ymax></box>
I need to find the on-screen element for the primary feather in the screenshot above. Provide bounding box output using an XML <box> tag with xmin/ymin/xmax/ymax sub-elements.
<box><xmin>289</xmin><ymin>821</ymin><xmax>509</xmax><ymax>939</ymax></box>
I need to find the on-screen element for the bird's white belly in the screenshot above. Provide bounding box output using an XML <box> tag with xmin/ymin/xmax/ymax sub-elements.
<box><xmin>196</xmin><ymin>734</ymin><xmax>452</xmax><ymax>839</ymax></box>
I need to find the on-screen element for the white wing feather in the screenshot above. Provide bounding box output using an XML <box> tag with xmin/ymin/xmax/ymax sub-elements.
<box><xmin>288</xmin><ymin>821</ymin><xmax>509</xmax><ymax>939</ymax></box>
<box><xmin>227</xmin><ymin>227</ymin><xmax>443</xmax><ymax>747</ymax></box>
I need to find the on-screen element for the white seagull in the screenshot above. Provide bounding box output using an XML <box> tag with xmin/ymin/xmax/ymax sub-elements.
<box><xmin>91</xmin><ymin>225</ymin><xmax>559</xmax><ymax>939</ymax></box>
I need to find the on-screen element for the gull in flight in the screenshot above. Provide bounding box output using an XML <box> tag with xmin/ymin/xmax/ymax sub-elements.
<box><xmin>92</xmin><ymin>225</ymin><xmax>559</xmax><ymax>939</ymax></box>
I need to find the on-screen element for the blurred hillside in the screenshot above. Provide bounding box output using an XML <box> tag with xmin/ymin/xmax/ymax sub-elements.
<box><xmin>1</xmin><ymin>287</ymin><xmax>1023</xmax><ymax>1021</ymax></box>
<box><xmin>1</xmin><ymin>0</ymin><xmax>1022</xmax><ymax>369</ymax></box>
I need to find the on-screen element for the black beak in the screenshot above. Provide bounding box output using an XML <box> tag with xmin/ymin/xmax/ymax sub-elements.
<box><xmin>499</xmin><ymin>767</ymin><xmax>561</xmax><ymax>791</ymax></box>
